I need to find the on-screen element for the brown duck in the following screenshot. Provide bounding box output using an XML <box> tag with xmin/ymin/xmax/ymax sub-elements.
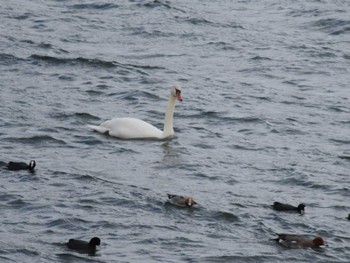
<box><xmin>274</xmin><ymin>234</ymin><xmax>326</xmax><ymax>249</ymax></box>
<box><xmin>167</xmin><ymin>194</ymin><xmax>197</xmax><ymax>207</ymax></box>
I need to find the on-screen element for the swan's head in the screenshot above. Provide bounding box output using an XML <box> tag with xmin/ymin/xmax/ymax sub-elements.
<box><xmin>171</xmin><ymin>84</ymin><xmax>182</xmax><ymax>101</ymax></box>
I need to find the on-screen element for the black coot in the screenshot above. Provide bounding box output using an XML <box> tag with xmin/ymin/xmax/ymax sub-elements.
<box><xmin>7</xmin><ymin>160</ymin><xmax>36</xmax><ymax>172</ymax></box>
<box><xmin>272</xmin><ymin>202</ymin><xmax>305</xmax><ymax>214</ymax></box>
<box><xmin>67</xmin><ymin>237</ymin><xmax>101</xmax><ymax>255</ymax></box>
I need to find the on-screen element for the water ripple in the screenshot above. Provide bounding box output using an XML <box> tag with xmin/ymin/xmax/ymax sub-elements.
<box><xmin>29</xmin><ymin>54</ymin><xmax>163</xmax><ymax>71</ymax></box>
<box><xmin>1</xmin><ymin>0</ymin><xmax>349</xmax><ymax>262</ymax></box>
<box><xmin>3</xmin><ymin>135</ymin><xmax>66</xmax><ymax>146</ymax></box>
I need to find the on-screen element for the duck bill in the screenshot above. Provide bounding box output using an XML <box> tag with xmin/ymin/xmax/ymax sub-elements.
<box><xmin>187</xmin><ymin>201</ymin><xmax>196</xmax><ymax>207</ymax></box>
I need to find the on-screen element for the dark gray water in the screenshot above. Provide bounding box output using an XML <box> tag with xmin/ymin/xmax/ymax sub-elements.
<box><xmin>1</xmin><ymin>0</ymin><xmax>350</xmax><ymax>262</ymax></box>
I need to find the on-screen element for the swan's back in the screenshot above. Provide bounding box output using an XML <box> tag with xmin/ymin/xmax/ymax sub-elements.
<box><xmin>100</xmin><ymin>117</ymin><xmax>164</xmax><ymax>139</ymax></box>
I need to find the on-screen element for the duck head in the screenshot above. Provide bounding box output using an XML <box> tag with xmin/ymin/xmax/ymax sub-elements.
<box><xmin>186</xmin><ymin>197</ymin><xmax>197</xmax><ymax>207</ymax></box>
<box><xmin>297</xmin><ymin>203</ymin><xmax>305</xmax><ymax>214</ymax></box>
<box><xmin>313</xmin><ymin>237</ymin><xmax>326</xmax><ymax>247</ymax></box>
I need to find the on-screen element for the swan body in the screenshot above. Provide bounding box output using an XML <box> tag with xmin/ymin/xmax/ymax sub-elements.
<box><xmin>88</xmin><ymin>85</ymin><xmax>182</xmax><ymax>140</ymax></box>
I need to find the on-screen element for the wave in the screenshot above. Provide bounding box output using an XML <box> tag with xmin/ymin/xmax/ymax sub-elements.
<box><xmin>177</xmin><ymin>14</ymin><xmax>243</xmax><ymax>29</ymax></box>
<box><xmin>139</xmin><ymin>0</ymin><xmax>172</xmax><ymax>9</ymax></box>
<box><xmin>231</xmin><ymin>144</ymin><xmax>265</xmax><ymax>151</ymax></box>
<box><xmin>202</xmin><ymin>255</ymin><xmax>278</xmax><ymax>262</ymax></box>
<box><xmin>0</xmin><ymin>53</ymin><xmax>25</xmax><ymax>66</ymax></box>
<box><xmin>329</xmin><ymin>138</ymin><xmax>350</xmax><ymax>145</ymax></box>
<box><xmin>137</xmin><ymin>0</ymin><xmax>186</xmax><ymax>13</ymax></box>
<box><xmin>49</xmin><ymin>111</ymin><xmax>100</xmax><ymax>122</ymax></box>
<box><xmin>70</xmin><ymin>3</ymin><xmax>119</xmax><ymax>10</ymax></box>
<box><xmin>182</xmin><ymin>16</ymin><xmax>216</xmax><ymax>26</ymax></box>
<box><xmin>211</xmin><ymin>211</ymin><xmax>239</xmax><ymax>222</ymax></box>
<box><xmin>3</xmin><ymin>135</ymin><xmax>66</xmax><ymax>146</ymax></box>
<box><xmin>338</xmin><ymin>155</ymin><xmax>350</xmax><ymax>161</ymax></box>
<box><xmin>311</xmin><ymin>18</ymin><xmax>350</xmax><ymax>35</ymax></box>
<box><xmin>29</xmin><ymin>54</ymin><xmax>163</xmax><ymax>70</ymax></box>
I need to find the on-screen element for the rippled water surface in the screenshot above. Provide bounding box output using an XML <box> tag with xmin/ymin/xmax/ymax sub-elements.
<box><xmin>1</xmin><ymin>0</ymin><xmax>350</xmax><ymax>262</ymax></box>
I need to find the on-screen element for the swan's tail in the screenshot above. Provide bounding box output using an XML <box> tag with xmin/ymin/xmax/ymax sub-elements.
<box><xmin>87</xmin><ymin>124</ymin><xmax>109</xmax><ymax>134</ymax></box>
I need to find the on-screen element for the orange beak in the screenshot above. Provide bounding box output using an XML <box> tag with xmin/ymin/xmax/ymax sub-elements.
<box><xmin>176</xmin><ymin>91</ymin><xmax>182</xmax><ymax>101</ymax></box>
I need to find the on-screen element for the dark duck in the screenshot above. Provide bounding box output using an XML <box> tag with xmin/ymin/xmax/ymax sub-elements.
<box><xmin>272</xmin><ymin>202</ymin><xmax>305</xmax><ymax>214</ymax></box>
<box><xmin>7</xmin><ymin>160</ymin><xmax>36</xmax><ymax>172</ymax></box>
<box><xmin>67</xmin><ymin>237</ymin><xmax>101</xmax><ymax>255</ymax></box>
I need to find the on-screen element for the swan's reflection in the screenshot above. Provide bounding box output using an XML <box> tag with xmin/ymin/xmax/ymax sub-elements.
<box><xmin>159</xmin><ymin>141</ymin><xmax>187</xmax><ymax>167</ymax></box>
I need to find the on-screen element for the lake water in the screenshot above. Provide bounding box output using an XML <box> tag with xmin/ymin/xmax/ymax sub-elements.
<box><xmin>0</xmin><ymin>0</ymin><xmax>349</xmax><ymax>262</ymax></box>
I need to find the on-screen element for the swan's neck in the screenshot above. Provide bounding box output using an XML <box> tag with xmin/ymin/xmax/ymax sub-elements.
<box><xmin>162</xmin><ymin>95</ymin><xmax>177</xmax><ymax>138</ymax></box>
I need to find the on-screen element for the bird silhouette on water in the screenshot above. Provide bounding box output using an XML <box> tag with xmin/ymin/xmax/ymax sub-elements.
<box><xmin>67</xmin><ymin>237</ymin><xmax>101</xmax><ymax>255</ymax></box>
<box><xmin>7</xmin><ymin>160</ymin><xmax>36</xmax><ymax>172</ymax></box>
<box><xmin>167</xmin><ymin>194</ymin><xmax>197</xmax><ymax>207</ymax></box>
<box><xmin>272</xmin><ymin>202</ymin><xmax>305</xmax><ymax>214</ymax></box>
<box><xmin>274</xmin><ymin>234</ymin><xmax>326</xmax><ymax>249</ymax></box>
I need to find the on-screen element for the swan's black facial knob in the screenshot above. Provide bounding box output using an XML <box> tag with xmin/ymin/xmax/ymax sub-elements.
<box><xmin>176</xmin><ymin>89</ymin><xmax>182</xmax><ymax>101</ymax></box>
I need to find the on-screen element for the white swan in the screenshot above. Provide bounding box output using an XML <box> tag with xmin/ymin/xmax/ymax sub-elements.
<box><xmin>87</xmin><ymin>84</ymin><xmax>182</xmax><ymax>140</ymax></box>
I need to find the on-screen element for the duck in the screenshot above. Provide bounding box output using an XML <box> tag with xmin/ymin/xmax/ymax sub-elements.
<box><xmin>7</xmin><ymin>160</ymin><xmax>36</xmax><ymax>172</ymax></box>
<box><xmin>274</xmin><ymin>234</ymin><xmax>326</xmax><ymax>249</ymax></box>
<box><xmin>67</xmin><ymin>237</ymin><xmax>101</xmax><ymax>255</ymax></box>
<box><xmin>167</xmin><ymin>194</ymin><xmax>197</xmax><ymax>207</ymax></box>
<box><xmin>87</xmin><ymin>84</ymin><xmax>182</xmax><ymax>140</ymax></box>
<box><xmin>272</xmin><ymin>202</ymin><xmax>305</xmax><ymax>214</ymax></box>
<box><xmin>347</xmin><ymin>214</ymin><xmax>350</xmax><ymax>220</ymax></box>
